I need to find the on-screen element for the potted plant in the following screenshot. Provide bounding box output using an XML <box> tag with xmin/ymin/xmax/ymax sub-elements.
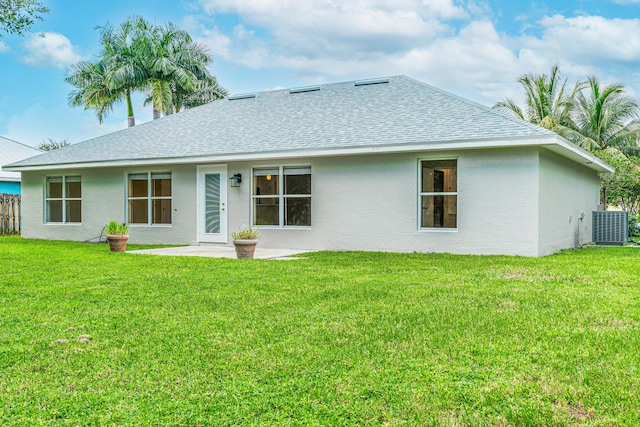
<box><xmin>231</xmin><ymin>225</ymin><xmax>259</xmax><ymax>259</ymax></box>
<box><xmin>105</xmin><ymin>220</ymin><xmax>129</xmax><ymax>252</ymax></box>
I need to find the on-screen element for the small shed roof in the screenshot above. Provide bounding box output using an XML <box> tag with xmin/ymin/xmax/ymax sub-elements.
<box><xmin>0</xmin><ymin>137</ymin><xmax>41</xmax><ymax>181</ymax></box>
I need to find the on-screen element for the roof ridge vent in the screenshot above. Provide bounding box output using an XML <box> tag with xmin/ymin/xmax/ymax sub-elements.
<box><xmin>354</xmin><ymin>78</ymin><xmax>390</xmax><ymax>87</ymax></box>
<box><xmin>289</xmin><ymin>86</ymin><xmax>321</xmax><ymax>94</ymax></box>
<box><xmin>228</xmin><ymin>93</ymin><xmax>257</xmax><ymax>100</ymax></box>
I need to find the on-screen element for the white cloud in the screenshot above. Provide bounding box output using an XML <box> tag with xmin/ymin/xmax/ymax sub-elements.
<box><xmin>0</xmin><ymin>41</ymin><xmax>9</xmax><ymax>53</ymax></box>
<box><xmin>198</xmin><ymin>25</ymin><xmax>232</xmax><ymax>57</ymax></box>
<box><xmin>192</xmin><ymin>1</ymin><xmax>640</xmax><ymax>108</ymax></box>
<box><xmin>200</xmin><ymin>0</ymin><xmax>468</xmax><ymax>20</ymax></box>
<box><xmin>198</xmin><ymin>0</ymin><xmax>466</xmax><ymax>60</ymax></box>
<box><xmin>487</xmin><ymin>14</ymin><xmax>640</xmax><ymax>101</ymax></box>
<box><xmin>535</xmin><ymin>15</ymin><xmax>640</xmax><ymax>64</ymax></box>
<box><xmin>194</xmin><ymin>1</ymin><xmax>522</xmax><ymax>104</ymax></box>
<box><xmin>21</xmin><ymin>32</ymin><xmax>81</xmax><ymax>68</ymax></box>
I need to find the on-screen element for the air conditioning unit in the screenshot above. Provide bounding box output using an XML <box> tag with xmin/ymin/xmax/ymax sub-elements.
<box><xmin>592</xmin><ymin>211</ymin><xmax>628</xmax><ymax>245</ymax></box>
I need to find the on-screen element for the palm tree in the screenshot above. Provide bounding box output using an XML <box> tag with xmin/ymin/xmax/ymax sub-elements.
<box><xmin>149</xmin><ymin>76</ymin><xmax>227</xmax><ymax>115</ymax></box>
<box><xmin>496</xmin><ymin>67</ymin><xmax>640</xmax><ymax>207</ymax></box>
<box><xmin>66</xmin><ymin>17</ymin><xmax>225</xmax><ymax>125</ymax></box>
<box><xmin>565</xmin><ymin>76</ymin><xmax>640</xmax><ymax>207</ymax></box>
<box><xmin>494</xmin><ymin>65</ymin><xmax>573</xmax><ymax>132</ymax></box>
<box><xmin>141</xmin><ymin>22</ymin><xmax>219</xmax><ymax>118</ymax></box>
<box><xmin>65</xmin><ymin>16</ymin><xmax>150</xmax><ymax>127</ymax></box>
<box><xmin>172</xmin><ymin>76</ymin><xmax>227</xmax><ymax>111</ymax></box>
<box><xmin>66</xmin><ymin>59</ymin><xmax>125</xmax><ymax>125</ymax></box>
<box><xmin>565</xmin><ymin>75</ymin><xmax>640</xmax><ymax>153</ymax></box>
<box><xmin>37</xmin><ymin>138</ymin><xmax>70</xmax><ymax>151</ymax></box>
<box><xmin>98</xmin><ymin>17</ymin><xmax>151</xmax><ymax>126</ymax></box>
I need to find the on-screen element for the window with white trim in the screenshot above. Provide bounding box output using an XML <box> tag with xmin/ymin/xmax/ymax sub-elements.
<box><xmin>252</xmin><ymin>166</ymin><xmax>311</xmax><ymax>227</ymax></box>
<box><xmin>127</xmin><ymin>172</ymin><xmax>172</xmax><ymax>225</ymax></box>
<box><xmin>45</xmin><ymin>176</ymin><xmax>82</xmax><ymax>223</ymax></box>
<box><xmin>420</xmin><ymin>160</ymin><xmax>457</xmax><ymax>229</ymax></box>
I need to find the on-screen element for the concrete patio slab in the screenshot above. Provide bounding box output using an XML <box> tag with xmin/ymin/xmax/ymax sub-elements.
<box><xmin>128</xmin><ymin>245</ymin><xmax>312</xmax><ymax>259</ymax></box>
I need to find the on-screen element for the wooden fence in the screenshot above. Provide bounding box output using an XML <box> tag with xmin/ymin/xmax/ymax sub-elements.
<box><xmin>0</xmin><ymin>193</ymin><xmax>21</xmax><ymax>235</ymax></box>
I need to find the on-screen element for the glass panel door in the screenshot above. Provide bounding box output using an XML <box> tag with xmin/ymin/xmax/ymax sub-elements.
<box><xmin>197</xmin><ymin>165</ymin><xmax>227</xmax><ymax>243</ymax></box>
<box><xmin>205</xmin><ymin>174</ymin><xmax>221</xmax><ymax>233</ymax></box>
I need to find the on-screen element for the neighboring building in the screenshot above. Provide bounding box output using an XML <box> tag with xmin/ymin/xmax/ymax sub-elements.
<box><xmin>0</xmin><ymin>136</ymin><xmax>41</xmax><ymax>194</ymax></box>
<box><xmin>5</xmin><ymin>76</ymin><xmax>612</xmax><ymax>256</ymax></box>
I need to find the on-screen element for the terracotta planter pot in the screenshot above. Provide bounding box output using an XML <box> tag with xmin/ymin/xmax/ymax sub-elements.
<box><xmin>233</xmin><ymin>239</ymin><xmax>258</xmax><ymax>258</ymax></box>
<box><xmin>107</xmin><ymin>234</ymin><xmax>129</xmax><ymax>252</ymax></box>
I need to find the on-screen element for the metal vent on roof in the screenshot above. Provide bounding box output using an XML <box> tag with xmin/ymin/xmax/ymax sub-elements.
<box><xmin>290</xmin><ymin>86</ymin><xmax>321</xmax><ymax>94</ymax></box>
<box><xmin>354</xmin><ymin>78</ymin><xmax>390</xmax><ymax>87</ymax></box>
<box><xmin>228</xmin><ymin>93</ymin><xmax>256</xmax><ymax>100</ymax></box>
<box><xmin>593</xmin><ymin>211</ymin><xmax>628</xmax><ymax>245</ymax></box>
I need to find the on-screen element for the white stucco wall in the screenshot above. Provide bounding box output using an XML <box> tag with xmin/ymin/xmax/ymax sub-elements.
<box><xmin>20</xmin><ymin>164</ymin><xmax>198</xmax><ymax>244</ymax></box>
<box><xmin>224</xmin><ymin>148</ymin><xmax>541</xmax><ymax>256</ymax></box>
<box><xmin>19</xmin><ymin>146</ymin><xmax>602</xmax><ymax>256</ymax></box>
<box><xmin>537</xmin><ymin>149</ymin><xmax>601</xmax><ymax>256</ymax></box>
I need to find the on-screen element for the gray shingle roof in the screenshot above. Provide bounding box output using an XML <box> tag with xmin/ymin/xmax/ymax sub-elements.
<box><xmin>0</xmin><ymin>137</ymin><xmax>41</xmax><ymax>179</ymax></box>
<box><xmin>8</xmin><ymin>75</ymin><xmax>554</xmax><ymax>169</ymax></box>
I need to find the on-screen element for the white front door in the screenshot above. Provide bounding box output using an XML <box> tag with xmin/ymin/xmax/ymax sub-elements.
<box><xmin>197</xmin><ymin>165</ymin><xmax>227</xmax><ymax>243</ymax></box>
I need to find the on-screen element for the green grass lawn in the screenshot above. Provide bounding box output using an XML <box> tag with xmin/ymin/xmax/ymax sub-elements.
<box><xmin>1</xmin><ymin>237</ymin><xmax>639</xmax><ymax>426</ymax></box>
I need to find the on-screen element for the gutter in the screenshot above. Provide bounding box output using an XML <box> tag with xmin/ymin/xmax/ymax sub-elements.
<box><xmin>4</xmin><ymin>134</ymin><xmax>611</xmax><ymax>173</ymax></box>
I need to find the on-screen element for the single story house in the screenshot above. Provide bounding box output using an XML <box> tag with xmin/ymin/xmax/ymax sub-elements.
<box><xmin>0</xmin><ymin>136</ymin><xmax>41</xmax><ymax>194</ymax></box>
<box><xmin>6</xmin><ymin>76</ymin><xmax>612</xmax><ymax>256</ymax></box>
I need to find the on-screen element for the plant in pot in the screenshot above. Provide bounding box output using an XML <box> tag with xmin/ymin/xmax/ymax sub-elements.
<box><xmin>231</xmin><ymin>225</ymin><xmax>259</xmax><ymax>259</ymax></box>
<box><xmin>105</xmin><ymin>220</ymin><xmax>129</xmax><ymax>252</ymax></box>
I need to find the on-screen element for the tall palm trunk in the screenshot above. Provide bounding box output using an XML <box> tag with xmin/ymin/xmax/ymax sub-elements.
<box><xmin>126</xmin><ymin>89</ymin><xmax>135</xmax><ymax>127</ymax></box>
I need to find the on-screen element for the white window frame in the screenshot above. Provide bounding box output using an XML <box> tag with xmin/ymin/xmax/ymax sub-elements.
<box><xmin>44</xmin><ymin>175</ymin><xmax>82</xmax><ymax>224</ymax></box>
<box><xmin>251</xmin><ymin>166</ymin><xmax>312</xmax><ymax>229</ymax></box>
<box><xmin>126</xmin><ymin>172</ymin><xmax>173</xmax><ymax>226</ymax></box>
<box><xmin>418</xmin><ymin>158</ymin><xmax>458</xmax><ymax>231</ymax></box>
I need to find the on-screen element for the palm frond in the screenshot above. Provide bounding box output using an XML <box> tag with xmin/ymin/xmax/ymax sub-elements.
<box><xmin>493</xmin><ymin>98</ymin><xmax>525</xmax><ymax>120</ymax></box>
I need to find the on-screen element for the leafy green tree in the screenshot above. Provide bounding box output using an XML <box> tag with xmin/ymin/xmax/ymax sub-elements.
<box><xmin>595</xmin><ymin>152</ymin><xmax>640</xmax><ymax>215</ymax></box>
<box><xmin>37</xmin><ymin>138</ymin><xmax>70</xmax><ymax>151</ymax></box>
<box><xmin>0</xmin><ymin>0</ymin><xmax>49</xmax><ymax>36</ymax></box>
<box><xmin>494</xmin><ymin>65</ymin><xmax>573</xmax><ymax>132</ymax></box>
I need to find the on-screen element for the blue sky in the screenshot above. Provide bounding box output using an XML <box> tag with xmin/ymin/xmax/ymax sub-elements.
<box><xmin>1</xmin><ymin>0</ymin><xmax>640</xmax><ymax>147</ymax></box>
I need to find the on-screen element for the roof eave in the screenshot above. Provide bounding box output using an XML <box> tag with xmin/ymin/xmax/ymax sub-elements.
<box><xmin>4</xmin><ymin>134</ymin><xmax>578</xmax><ymax>172</ymax></box>
<box><xmin>542</xmin><ymin>135</ymin><xmax>614</xmax><ymax>173</ymax></box>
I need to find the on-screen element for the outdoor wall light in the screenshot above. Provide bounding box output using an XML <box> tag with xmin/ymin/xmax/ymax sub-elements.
<box><xmin>230</xmin><ymin>173</ymin><xmax>242</xmax><ymax>187</ymax></box>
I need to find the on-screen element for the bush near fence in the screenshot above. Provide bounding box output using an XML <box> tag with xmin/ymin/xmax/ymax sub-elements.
<box><xmin>1</xmin><ymin>193</ymin><xmax>21</xmax><ymax>235</ymax></box>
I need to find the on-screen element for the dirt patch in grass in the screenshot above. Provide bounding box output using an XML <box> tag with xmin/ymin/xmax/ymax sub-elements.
<box><xmin>554</xmin><ymin>401</ymin><xmax>595</xmax><ymax>422</ymax></box>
